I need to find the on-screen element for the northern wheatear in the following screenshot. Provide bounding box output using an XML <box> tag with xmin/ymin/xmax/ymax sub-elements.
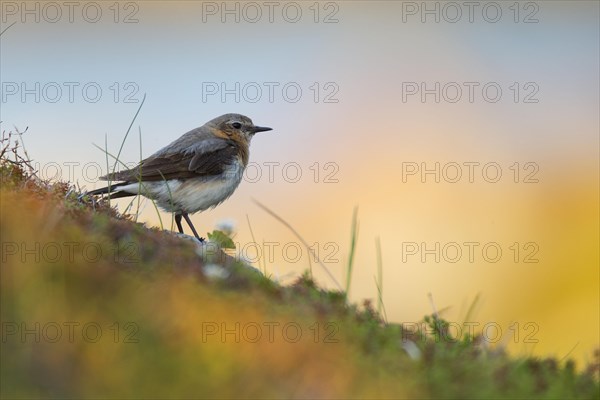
<box><xmin>87</xmin><ymin>113</ymin><xmax>273</xmax><ymax>241</ymax></box>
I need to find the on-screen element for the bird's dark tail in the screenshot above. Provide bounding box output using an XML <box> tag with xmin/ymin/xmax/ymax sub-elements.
<box><xmin>85</xmin><ymin>182</ymin><xmax>136</xmax><ymax>199</ymax></box>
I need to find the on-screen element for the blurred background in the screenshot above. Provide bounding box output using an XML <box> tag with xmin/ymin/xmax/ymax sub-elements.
<box><xmin>1</xmin><ymin>1</ymin><xmax>598</xmax><ymax>366</ymax></box>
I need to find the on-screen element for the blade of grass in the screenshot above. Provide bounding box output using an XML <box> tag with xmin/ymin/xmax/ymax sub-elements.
<box><xmin>462</xmin><ymin>293</ymin><xmax>481</xmax><ymax>333</ymax></box>
<box><xmin>559</xmin><ymin>342</ymin><xmax>580</xmax><ymax>363</ymax></box>
<box><xmin>428</xmin><ymin>292</ymin><xmax>439</xmax><ymax>318</ymax></box>
<box><xmin>93</xmin><ymin>144</ymin><xmax>130</xmax><ymax>172</ymax></box>
<box><xmin>375</xmin><ymin>236</ymin><xmax>384</xmax><ymax>316</ymax></box>
<box><xmin>0</xmin><ymin>21</ymin><xmax>16</xmax><ymax>36</ymax></box>
<box><xmin>253</xmin><ymin>199</ymin><xmax>342</xmax><ymax>291</ymax></box>
<box><xmin>106</xmin><ymin>127</ymin><xmax>157</xmax><ymax>227</ymax></box>
<box><xmin>11</xmin><ymin>126</ymin><xmax>40</xmax><ymax>180</ymax></box>
<box><xmin>373</xmin><ymin>277</ymin><xmax>388</xmax><ymax>324</ymax></box>
<box><xmin>104</xmin><ymin>134</ymin><xmax>112</xmax><ymax>207</ymax></box>
<box><xmin>101</xmin><ymin>93</ymin><xmax>145</xmax><ymax>215</ymax></box>
<box><xmin>111</xmin><ymin>94</ymin><xmax>146</xmax><ymax>176</ymax></box>
<box><xmin>135</xmin><ymin>127</ymin><xmax>143</xmax><ymax>222</ymax></box>
<box><xmin>345</xmin><ymin>207</ymin><xmax>359</xmax><ymax>297</ymax></box>
<box><xmin>246</xmin><ymin>214</ymin><xmax>267</xmax><ymax>275</ymax></box>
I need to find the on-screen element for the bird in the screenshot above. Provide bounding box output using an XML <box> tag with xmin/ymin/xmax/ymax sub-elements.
<box><xmin>86</xmin><ymin>113</ymin><xmax>273</xmax><ymax>242</ymax></box>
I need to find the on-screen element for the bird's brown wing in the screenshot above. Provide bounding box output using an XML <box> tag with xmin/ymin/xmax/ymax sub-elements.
<box><xmin>101</xmin><ymin>140</ymin><xmax>239</xmax><ymax>182</ymax></box>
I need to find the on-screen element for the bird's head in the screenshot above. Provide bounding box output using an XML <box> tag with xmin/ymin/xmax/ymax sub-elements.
<box><xmin>208</xmin><ymin>113</ymin><xmax>272</xmax><ymax>143</ymax></box>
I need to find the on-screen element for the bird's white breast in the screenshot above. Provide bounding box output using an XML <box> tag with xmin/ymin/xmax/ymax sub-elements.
<box><xmin>118</xmin><ymin>159</ymin><xmax>245</xmax><ymax>214</ymax></box>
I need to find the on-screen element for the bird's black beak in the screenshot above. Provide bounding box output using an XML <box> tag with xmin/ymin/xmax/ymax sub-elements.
<box><xmin>252</xmin><ymin>125</ymin><xmax>273</xmax><ymax>133</ymax></box>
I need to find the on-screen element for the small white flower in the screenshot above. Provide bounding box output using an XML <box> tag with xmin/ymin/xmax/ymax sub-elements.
<box><xmin>202</xmin><ymin>263</ymin><xmax>230</xmax><ymax>280</ymax></box>
<box><xmin>401</xmin><ymin>340</ymin><xmax>422</xmax><ymax>361</ymax></box>
<box><xmin>215</xmin><ymin>219</ymin><xmax>236</xmax><ymax>236</ymax></box>
<box><xmin>271</xmin><ymin>269</ymin><xmax>296</xmax><ymax>284</ymax></box>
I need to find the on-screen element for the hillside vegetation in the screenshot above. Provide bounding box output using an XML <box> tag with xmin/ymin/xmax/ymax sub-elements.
<box><xmin>1</xmin><ymin>139</ymin><xmax>598</xmax><ymax>399</ymax></box>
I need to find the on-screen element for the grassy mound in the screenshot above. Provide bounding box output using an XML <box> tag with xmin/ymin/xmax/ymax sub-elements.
<box><xmin>1</xmin><ymin>148</ymin><xmax>598</xmax><ymax>398</ymax></box>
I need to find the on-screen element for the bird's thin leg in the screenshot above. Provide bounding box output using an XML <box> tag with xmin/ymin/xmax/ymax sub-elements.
<box><xmin>175</xmin><ymin>214</ymin><xmax>184</xmax><ymax>234</ymax></box>
<box><xmin>183</xmin><ymin>213</ymin><xmax>204</xmax><ymax>242</ymax></box>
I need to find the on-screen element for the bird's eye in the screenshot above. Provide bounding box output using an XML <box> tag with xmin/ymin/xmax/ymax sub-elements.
<box><xmin>232</xmin><ymin>122</ymin><xmax>242</xmax><ymax>129</ymax></box>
